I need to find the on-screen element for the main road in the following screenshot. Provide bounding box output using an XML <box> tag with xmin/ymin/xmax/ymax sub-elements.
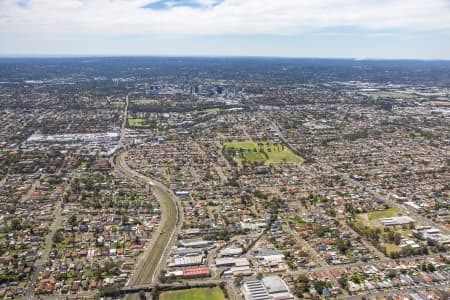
<box><xmin>115</xmin><ymin>151</ymin><xmax>183</xmax><ymax>295</ymax></box>
<box><xmin>120</xmin><ymin>94</ymin><xmax>129</xmax><ymax>143</ymax></box>
<box><xmin>112</xmin><ymin>93</ymin><xmax>183</xmax><ymax>298</ymax></box>
<box><xmin>25</xmin><ymin>200</ymin><xmax>63</xmax><ymax>299</ymax></box>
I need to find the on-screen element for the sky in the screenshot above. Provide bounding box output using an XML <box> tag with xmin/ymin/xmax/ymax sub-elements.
<box><xmin>0</xmin><ymin>0</ymin><xmax>450</xmax><ymax>59</ymax></box>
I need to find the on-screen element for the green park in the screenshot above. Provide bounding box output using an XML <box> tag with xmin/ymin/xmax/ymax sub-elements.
<box><xmin>223</xmin><ymin>141</ymin><xmax>304</xmax><ymax>165</ymax></box>
<box><xmin>159</xmin><ymin>287</ymin><xmax>226</xmax><ymax>300</ymax></box>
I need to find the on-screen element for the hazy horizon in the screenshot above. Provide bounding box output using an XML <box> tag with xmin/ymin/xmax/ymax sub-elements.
<box><xmin>1</xmin><ymin>0</ymin><xmax>450</xmax><ymax>59</ymax></box>
<box><xmin>0</xmin><ymin>55</ymin><xmax>449</xmax><ymax>62</ymax></box>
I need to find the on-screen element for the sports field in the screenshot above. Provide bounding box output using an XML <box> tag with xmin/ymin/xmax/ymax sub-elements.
<box><xmin>159</xmin><ymin>287</ymin><xmax>226</xmax><ymax>300</ymax></box>
<box><xmin>223</xmin><ymin>141</ymin><xmax>303</xmax><ymax>165</ymax></box>
<box><xmin>367</xmin><ymin>207</ymin><xmax>401</xmax><ymax>221</ymax></box>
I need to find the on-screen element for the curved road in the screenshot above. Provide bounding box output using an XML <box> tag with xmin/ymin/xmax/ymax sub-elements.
<box><xmin>115</xmin><ymin>151</ymin><xmax>182</xmax><ymax>289</ymax></box>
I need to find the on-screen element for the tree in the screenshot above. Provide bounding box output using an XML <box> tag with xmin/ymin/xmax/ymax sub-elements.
<box><xmin>427</xmin><ymin>238</ymin><xmax>437</xmax><ymax>247</ymax></box>
<box><xmin>69</xmin><ymin>215</ymin><xmax>78</xmax><ymax>227</ymax></box>
<box><xmin>52</xmin><ymin>230</ymin><xmax>64</xmax><ymax>244</ymax></box>
<box><xmin>338</xmin><ymin>277</ymin><xmax>348</xmax><ymax>289</ymax></box>
<box><xmin>234</xmin><ymin>275</ymin><xmax>244</xmax><ymax>286</ymax></box>
<box><xmin>296</xmin><ymin>274</ymin><xmax>310</xmax><ymax>294</ymax></box>
<box><xmin>10</xmin><ymin>218</ymin><xmax>21</xmax><ymax>231</ymax></box>
<box><xmin>159</xmin><ymin>270</ymin><xmax>167</xmax><ymax>283</ymax></box>
<box><xmin>394</xmin><ymin>233</ymin><xmax>402</xmax><ymax>245</ymax></box>
<box><xmin>151</xmin><ymin>284</ymin><xmax>159</xmax><ymax>298</ymax></box>
<box><xmin>336</xmin><ymin>238</ymin><xmax>350</xmax><ymax>254</ymax></box>
<box><xmin>101</xmin><ymin>285</ymin><xmax>121</xmax><ymax>297</ymax></box>
<box><xmin>314</xmin><ymin>280</ymin><xmax>326</xmax><ymax>293</ymax></box>
<box><xmin>421</xmin><ymin>263</ymin><xmax>428</xmax><ymax>272</ymax></box>
<box><xmin>387</xmin><ymin>270</ymin><xmax>397</xmax><ymax>278</ymax></box>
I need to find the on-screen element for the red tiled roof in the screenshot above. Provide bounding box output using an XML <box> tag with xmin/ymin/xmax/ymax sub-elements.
<box><xmin>182</xmin><ymin>267</ymin><xmax>210</xmax><ymax>277</ymax></box>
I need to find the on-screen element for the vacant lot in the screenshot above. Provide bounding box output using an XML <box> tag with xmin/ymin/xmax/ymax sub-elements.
<box><xmin>368</xmin><ymin>207</ymin><xmax>402</xmax><ymax>221</ymax></box>
<box><xmin>223</xmin><ymin>141</ymin><xmax>304</xmax><ymax>165</ymax></box>
<box><xmin>159</xmin><ymin>287</ymin><xmax>226</xmax><ymax>300</ymax></box>
<box><xmin>355</xmin><ymin>207</ymin><xmax>403</xmax><ymax>228</ymax></box>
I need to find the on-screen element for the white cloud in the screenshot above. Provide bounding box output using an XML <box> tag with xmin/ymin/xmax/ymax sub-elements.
<box><xmin>0</xmin><ymin>0</ymin><xmax>449</xmax><ymax>39</ymax></box>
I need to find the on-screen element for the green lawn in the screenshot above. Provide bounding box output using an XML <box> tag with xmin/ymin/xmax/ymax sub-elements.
<box><xmin>159</xmin><ymin>287</ymin><xmax>226</xmax><ymax>300</ymax></box>
<box><xmin>223</xmin><ymin>141</ymin><xmax>304</xmax><ymax>165</ymax></box>
<box><xmin>242</xmin><ymin>151</ymin><xmax>267</xmax><ymax>164</ymax></box>
<box><xmin>78</xmin><ymin>161</ymin><xmax>89</xmax><ymax>170</ymax></box>
<box><xmin>368</xmin><ymin>207</ymin><xmax>401</xmax><ymax>221</ymax></box>
<box><xmin>131</xmin><ymin>99</ymin><xmax>160</xmax><ymax>105</ymax></box>
<box><xmin>293</xmin><ymin>217</ymin><xmax>308</xmax><ymax>228</ymax></box>
<box><xmin>225</xmin><ymin>141</ymin><xmax>259</xmax><ymax>149</ymax></box>
<box><xmin>266</xmin><ymin>148</ymin><xmax>304</xmax><ymax>164</ymax></box>
<box><xmin>382</xmin><ymin>243</ymin><xmax>401</xmax><ymax>255</ymax></box>
<box><xmin>352</xmin><ymin>216</ymin><xmax>370</xmax><ymax>230</ymax></box>
<box><xmin>190</xmin><ymin>108</ymin><xmax>221</xmax><ymax>116</ymax></box>
<box><xmin>128</xmin><ymin>118</ymin><xmax>150</xmax><ymax>128</ymax></box>
<box><xmin>361</xmin><ymin>91</ymin><xmax>416</xmax><ymax>99</ymax></box>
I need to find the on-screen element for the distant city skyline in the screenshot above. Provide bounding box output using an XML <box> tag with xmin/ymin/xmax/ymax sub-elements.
<box><xmin>1</xmin><ymin>0</ymin><xmax>450</xmax><ymax>59</ymax></box>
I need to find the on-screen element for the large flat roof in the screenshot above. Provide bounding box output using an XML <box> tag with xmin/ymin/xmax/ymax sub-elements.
<box><xmin>262</xmin><ymin>276</ymin><xmax>289</xmax><ymax>294</ymax></box>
